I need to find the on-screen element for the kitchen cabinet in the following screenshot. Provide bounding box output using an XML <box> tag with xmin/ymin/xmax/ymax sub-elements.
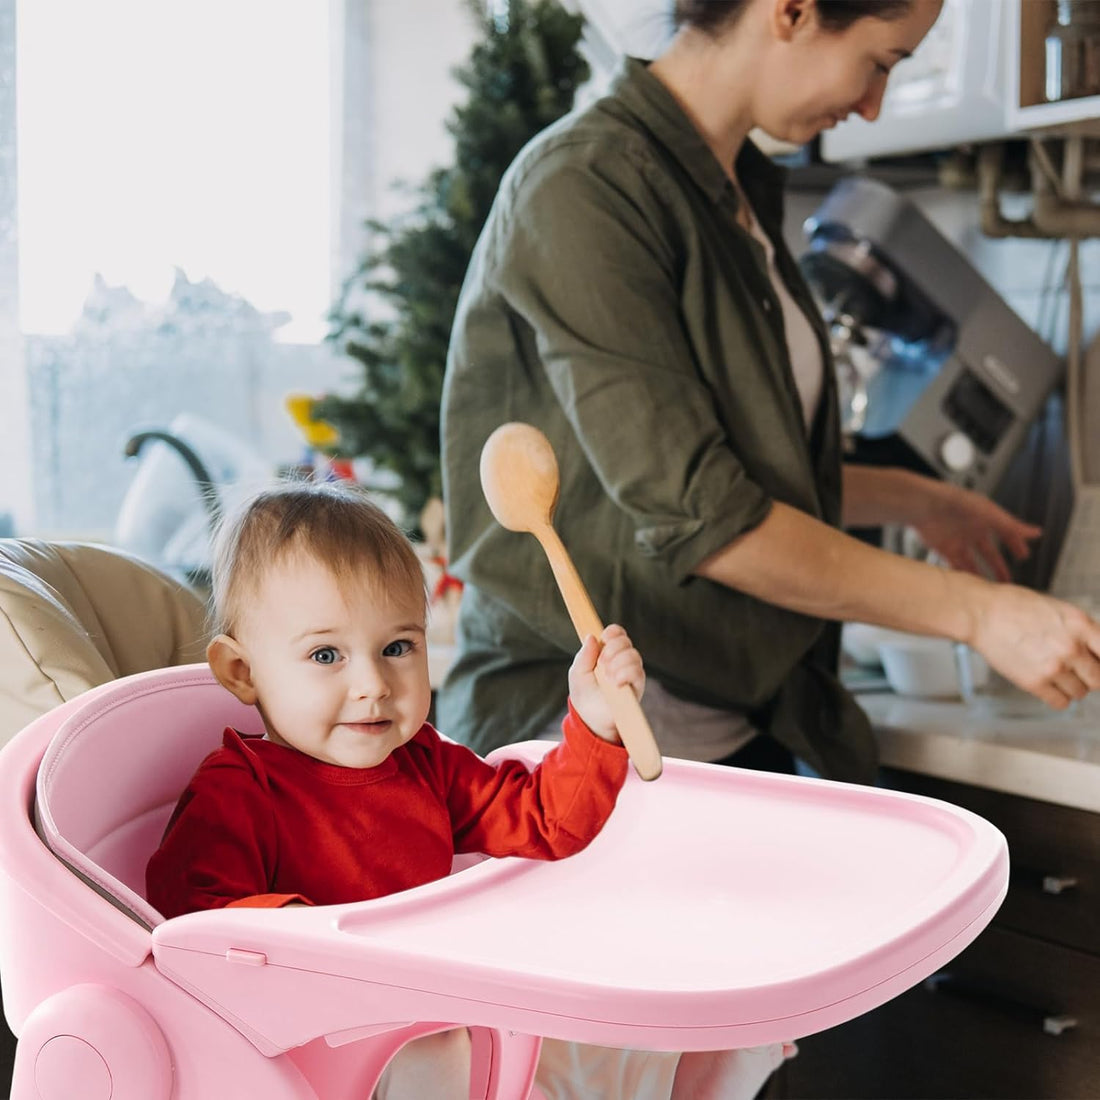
<box><xmin>1014</xmin><ymin>0</ymin><xmax>1100</xmax><ymax>130</ymax></box>
<box><xmin>781</xmin><ymin>768</ymin><xmax>1100</xmax><ymax>1100</ymax></box>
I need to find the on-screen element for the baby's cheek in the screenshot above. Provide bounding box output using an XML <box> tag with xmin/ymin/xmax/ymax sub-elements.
<box><xmin>410</xmin><ymin>693</ymin><xmax>433</xmax><ymax>731</ymax></box>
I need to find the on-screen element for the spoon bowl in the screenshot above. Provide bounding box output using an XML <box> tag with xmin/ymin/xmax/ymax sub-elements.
<box><xmin>479</xmin><ymin>422</ymin><xmax>662</xmax><ymax>781</ymax></box>
<box><xmin>479</xmin><ymin>423</ymin><xmax>561</xmax><ymax>534</ymax></box>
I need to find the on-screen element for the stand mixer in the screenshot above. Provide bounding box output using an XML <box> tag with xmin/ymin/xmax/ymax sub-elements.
<box><xmin>800</xmin><ymin>177</ymin><xmax>1063</xmax><ymax>495</ymax></box>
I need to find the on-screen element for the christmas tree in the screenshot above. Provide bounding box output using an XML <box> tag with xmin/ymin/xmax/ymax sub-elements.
<box><xmin>316</xmin><ymin>0</ymin><xmax>589</xmax><ymax>529</ymax></box>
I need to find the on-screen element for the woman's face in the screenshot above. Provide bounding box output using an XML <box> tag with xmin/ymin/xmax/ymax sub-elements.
<box><xmin>751</xmin><ymin>0</ymin><xmax>943</xmax><ymax>145</ymax></box>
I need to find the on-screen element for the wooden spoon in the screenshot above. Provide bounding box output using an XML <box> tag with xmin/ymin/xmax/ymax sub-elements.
<box><xmin>480</xmin><ymin>423</ymin><xmax>663</xmax><ymax>781</ymax></box>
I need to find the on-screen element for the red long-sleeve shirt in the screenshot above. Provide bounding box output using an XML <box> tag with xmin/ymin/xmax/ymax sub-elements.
<box><xmin>146</xmin><ymin>704</ymin><xmax>627</xmax><ymax>919</ymax></box>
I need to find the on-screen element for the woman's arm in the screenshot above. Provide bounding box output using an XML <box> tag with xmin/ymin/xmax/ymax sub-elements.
<box><xmin>841</xmin><ymin>465</ymin><xmax>1041</xmax><ymax>581</ymax></box>
<box><xmin>694</xmin><ymin>501</ymin><xmax>1100</xmax><ymax>710</ymax></box>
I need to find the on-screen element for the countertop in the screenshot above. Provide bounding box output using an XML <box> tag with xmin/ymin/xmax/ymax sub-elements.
<box><xmin>857</xmin><ymin>687</ymin><xmax>1100</xmax><ymax>813</ymax></box>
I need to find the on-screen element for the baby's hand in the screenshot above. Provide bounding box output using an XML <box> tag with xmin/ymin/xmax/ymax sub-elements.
<box><xmin>568</xmin><ymin>624</ymin><xmax>645</xmax><ymax>742</ymax></box>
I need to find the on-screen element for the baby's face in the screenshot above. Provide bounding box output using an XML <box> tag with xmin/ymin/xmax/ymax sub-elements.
<box><xmin>236</xmin><ymin>552</ymin><xmax>430</xmax><ymax>769</ymax></box>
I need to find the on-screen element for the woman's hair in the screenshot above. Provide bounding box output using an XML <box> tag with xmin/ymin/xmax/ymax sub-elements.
<box><xmin>674</xmin><ymin>0</ymin><xmax>912</xmax><ymax>34</ymax></box>
<box><xmin>209</xmin><ymin>480</ymin><xmax>427</xmax><ymax>636</ymax></box>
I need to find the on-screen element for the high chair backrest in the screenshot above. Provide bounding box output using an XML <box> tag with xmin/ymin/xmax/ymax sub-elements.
<box><xmin>35</xmin><ymin>666</ymin><xmax>261</xmax><ymax>929</ymax></box>
<box><xmin>0</xmin><ymin>538</ymin><xmax>208</xmax><ymax>746</ymax></box>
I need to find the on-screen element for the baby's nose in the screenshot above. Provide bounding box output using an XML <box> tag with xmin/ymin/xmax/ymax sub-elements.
<box><xmin>353</xmin><ymin>661</ymin><xmax>390</xmax><ymax>699</ymax></box>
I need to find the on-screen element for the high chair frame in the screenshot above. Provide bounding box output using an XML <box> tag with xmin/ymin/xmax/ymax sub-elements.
<box><xmin>0</xmin><ymin>666</ymin><xmax>1009</xmax><ymax>1100</ymax></box>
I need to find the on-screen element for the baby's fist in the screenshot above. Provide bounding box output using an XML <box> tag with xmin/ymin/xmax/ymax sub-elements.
<box><xmin>568</xmin><ymin>624</ymin><xmax>645</xmax><ymax>742</ymax></box>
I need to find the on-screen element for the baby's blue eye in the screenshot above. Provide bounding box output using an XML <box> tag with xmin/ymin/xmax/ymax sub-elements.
<box><xmin>310</xmin><ymin>646</ymin><xmax>339</xmax><ymax>665</ymax></box>
<box><xmin>382</xmin><ymin>639</ymin><xmax>413</xmax><ymax>658</ymax></box>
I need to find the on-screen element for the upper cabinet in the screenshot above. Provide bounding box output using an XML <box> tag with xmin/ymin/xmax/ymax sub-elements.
<box><xmin>1015</xmin><ymin>0</ymin><xmax>1100</xmax><ymax>130</ymax></box>
<box><xmin>822</xmin><ymin>0</ymin><xmax>1100</xmax><ymax>162</ymax></box>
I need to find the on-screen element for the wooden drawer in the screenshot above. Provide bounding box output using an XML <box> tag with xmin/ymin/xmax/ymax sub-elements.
<box><xmin>881</xmin><ymin>768</ymin><xmax>1100</xmax><ymax>956</ymax></box>
<box><xmin>783</xmin><ymin>924</ymin><xmax>1100</xmax><ymax>1099</ymax></box>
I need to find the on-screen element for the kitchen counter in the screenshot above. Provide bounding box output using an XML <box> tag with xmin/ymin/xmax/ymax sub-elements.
<box><xmin>858</xmin><ymin>688</ymin><xmax>1100</xmax><ymax>813</ymax></box>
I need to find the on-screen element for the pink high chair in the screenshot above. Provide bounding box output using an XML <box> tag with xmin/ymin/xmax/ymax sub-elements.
<box><xmin>0</xmin><ymin>665</ymin><xmax>1009</xmax><ymax>1100</ymax></box>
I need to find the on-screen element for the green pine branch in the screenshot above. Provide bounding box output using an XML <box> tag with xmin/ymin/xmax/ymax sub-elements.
<box><xmin>318</xmin><ymin>0</ymin><xmax>588</xmax><ymax>529</ymax></box>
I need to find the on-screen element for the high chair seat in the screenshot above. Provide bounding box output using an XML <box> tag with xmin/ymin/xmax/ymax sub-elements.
<box><xmin>0</xmin><ymin>665</ymin><xmax>1009</xmax><ymax>1100</ymax></box>
<box><xmin>0</xmin><ymin>539</ymin><xmax>206</xmax><ymax>747</ymax></box>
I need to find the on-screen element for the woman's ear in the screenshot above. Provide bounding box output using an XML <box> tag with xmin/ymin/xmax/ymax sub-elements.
<box><xmin>772</xmin><ymin>0</ymin><xmax>814</xmax><ymax>41</ymax></box>
<box><xmin>207</xmin><ymin>634</ymin><xmax>259</xmax><ymax>705</ymax></box>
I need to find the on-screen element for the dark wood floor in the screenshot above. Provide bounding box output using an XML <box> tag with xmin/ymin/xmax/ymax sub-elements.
<box><xmin>0</xmin><ymin>1053</ymin><xmax>10</xmax><ymax>1094</ymax></box>
<box><xmin>0</xmin><ymin>1022</ymin><xmax>13</xmax><ymax>1095</ymax></box>
<box><xmin>0</xmin><ymin>983</ymin><xmax>15</xmax><ymax>1094</ymax></box>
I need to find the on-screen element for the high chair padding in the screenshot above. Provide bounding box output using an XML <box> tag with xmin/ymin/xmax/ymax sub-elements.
<box><xmin>0</xmin><ymin>538</ymin><xmax>206</xmax><ymax>744</ymax></box>
<box><xmin>0</xmin><ymin>666</ymin><xmax>1009</xmax><ymax>1100</ymax></box>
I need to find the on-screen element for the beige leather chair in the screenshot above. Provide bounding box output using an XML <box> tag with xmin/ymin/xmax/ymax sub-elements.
<box><xmin>0</xmin><ymin>539</ymin><xmax>208</xmax><ymax>746</ymax></box>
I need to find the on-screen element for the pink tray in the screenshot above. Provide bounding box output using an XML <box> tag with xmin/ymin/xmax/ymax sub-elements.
<box><xmin>152</xmin><ymin>743</ymin><xmax>1007</xmax><ymax>1054</ymax></box>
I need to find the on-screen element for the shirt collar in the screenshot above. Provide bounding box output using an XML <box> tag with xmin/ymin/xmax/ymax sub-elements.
<box><xmin>609</xmin><ymin>57</ymin><xmax>788</xmax><ymax>229</ymax></box>
<box><xmin>229</xmin><ymin>727</ymin><xmax>399</xmax><ymax>785</ymax></box>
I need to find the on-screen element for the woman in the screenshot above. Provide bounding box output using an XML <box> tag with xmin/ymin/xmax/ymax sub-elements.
<box><xmin>439</xmin><ymin>0</ymin><xmax>1100</xmax><ymax>785</ymax></box>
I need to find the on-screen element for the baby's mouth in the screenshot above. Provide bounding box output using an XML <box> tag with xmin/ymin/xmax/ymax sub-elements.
<box><xmin>344</xmin><ymin>718</ymin><xmax>392</xmax><ymax>735</ymax></box>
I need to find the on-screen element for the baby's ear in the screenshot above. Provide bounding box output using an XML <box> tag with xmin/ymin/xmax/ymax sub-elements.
<box><xmin>207</xmin><ymin>634</ymin><xmax>258</xmax><ymax>706</ymax></box>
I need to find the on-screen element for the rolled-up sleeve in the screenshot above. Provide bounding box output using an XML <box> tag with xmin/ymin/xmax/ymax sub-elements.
<box><xmin>489</xmin><ymin>145</ymin><xmax>772</xmax><ymax>582</ymax></box>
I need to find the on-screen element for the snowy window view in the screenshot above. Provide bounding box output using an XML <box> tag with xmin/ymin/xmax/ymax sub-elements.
<box><xmin>2</xmin><ymin>0</ymin><xmax>350</xmax><ymax>574</ymax></box>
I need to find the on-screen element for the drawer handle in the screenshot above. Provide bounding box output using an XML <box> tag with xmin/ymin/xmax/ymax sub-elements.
<box><xmin>924</xmin><ymin>972</ymin><xmax>1077</xmax><ymax>1036</ymax></box>
<box><xmin>1042</xmin><ymin>875</ymin><xmax>1079</xmax><ymax>896</ymax></box>
<box><xmin>1044</xmin><ymin>1015</ymin><xmax>1079</xmax><ymax>1036</ymax></box>
<box><xmin>1010</xmin><ymin>867</ymin><xmax>1080</xmax><ymax>896</ymax></box>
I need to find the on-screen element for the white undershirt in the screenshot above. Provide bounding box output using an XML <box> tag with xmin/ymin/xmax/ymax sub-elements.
<box><xmin>746</xmin><ymin>209</ymin><xmax>824</xmax><ymax>429</ymax></box>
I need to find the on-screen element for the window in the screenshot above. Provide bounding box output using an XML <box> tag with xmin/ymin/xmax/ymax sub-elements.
<box><xmin>4</xmin><ymin>0</ymin><xmax>350</xmax><ymax>556</ymax></box>
<box><xmin>0</xmin><ymin>0</ymin><xmax>483</xmax><ymax>576</ymax></box>
<box><xmin>18</xmin><ymin>0</ymin><xmax>330</xmax><ymax>341</ymax></box>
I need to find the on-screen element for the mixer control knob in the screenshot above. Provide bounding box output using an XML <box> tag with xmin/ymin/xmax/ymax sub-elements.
<box><xmin>940</xmin><ymin>431</ymin><xmax>976</xmax><ymax>473</ymax></box>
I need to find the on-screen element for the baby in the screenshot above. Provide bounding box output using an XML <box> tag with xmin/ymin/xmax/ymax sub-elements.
<box><xmin>146</xmin><ymin>481</ymin><xmax>790</xmax><ymax>1099</ymax></box>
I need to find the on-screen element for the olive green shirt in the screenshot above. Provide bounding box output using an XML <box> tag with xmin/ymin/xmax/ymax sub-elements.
<box><xmin>439</xmin><ymin>58</ymin><xmax>876</xmax><ymax>784</ymax></box>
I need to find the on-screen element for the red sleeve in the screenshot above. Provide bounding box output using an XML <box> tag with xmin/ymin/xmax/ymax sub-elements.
<box><xmin>145</xmin><ymin>735</ymin><xmax>313</xmax><ymax>919</ymax></box>
<box><xmin>439</xmin><ymin>702</ymin><xmax>629</xmax><ymax>860</ymax></box>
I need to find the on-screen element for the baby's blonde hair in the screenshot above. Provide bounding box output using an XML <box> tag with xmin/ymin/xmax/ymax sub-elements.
<box><xmin>210</xmin><ymin>481</ymin><xmax>427</xmax><ymax>636</ymax></box>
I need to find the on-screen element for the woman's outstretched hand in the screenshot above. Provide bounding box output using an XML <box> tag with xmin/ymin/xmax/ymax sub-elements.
<box><xmin>967</xmin><ymin>585</ymin><xmax>1100</xmax><ymax>709</ymax></box>
<box><xmin>912</xmin><ymin>480</ymin><xmax>1041</xmax><ymax>582</ymax></box>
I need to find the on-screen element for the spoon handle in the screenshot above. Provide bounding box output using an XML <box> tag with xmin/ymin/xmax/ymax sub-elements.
<box><xmin>534</xmin><ymin>524</ymin><xmax>663</xmax><ymax>781</ymax></box>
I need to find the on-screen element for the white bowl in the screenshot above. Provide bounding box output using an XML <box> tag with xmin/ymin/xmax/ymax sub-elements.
<box><xmin>876</xmin><ymin>635</ymin><xmax>989</xmax><ymax>699</ymax></box>
<box><xmin>841</xmin><ymin>623</ymin><xmax>901</xmax><ymax>667</ymax></box>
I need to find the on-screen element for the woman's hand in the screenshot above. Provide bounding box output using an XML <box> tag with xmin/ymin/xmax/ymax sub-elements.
<box><xmin>842</xmin><ymin>466</ymin><xmax>1041</xmax><ymax>582</ymax></box>
<box><xmin>911</xmin><ymin>480</ymin><xmax>1041</xmax><ymax>582</ymax></box>
<box><xmin>567</xmin><ymin>624</ymin><xmax>645</xmax><ymax>742</ymax></box>
<box><xmin>966</xmin><ymin>586</ymin><xmax>1100</xmax><ymax>709</ymax></box>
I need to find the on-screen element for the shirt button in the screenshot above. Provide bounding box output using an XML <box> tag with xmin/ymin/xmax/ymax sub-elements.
<box><xmin>763</xmin><ymin>299</ymin><xmax>772</xmax><ymax>312</ymax></box>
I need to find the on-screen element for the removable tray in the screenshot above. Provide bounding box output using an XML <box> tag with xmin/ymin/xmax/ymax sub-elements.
<box><xmin>152</xmin><ymin>744</ymin><xmax>1008</xmax><ymax>1054</ymax></box>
